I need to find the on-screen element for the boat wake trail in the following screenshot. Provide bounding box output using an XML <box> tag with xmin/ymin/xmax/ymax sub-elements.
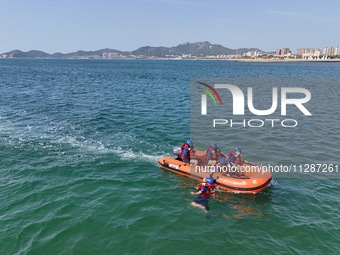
<box><xmin>111</xmin><ymin>146</ymin><xmax>171</xmax><ymax>165</ymax></box>
<box><xmin>0</xmin><ymin>108</ymin><xmax>167</xmax><ymax>165</ymax></box>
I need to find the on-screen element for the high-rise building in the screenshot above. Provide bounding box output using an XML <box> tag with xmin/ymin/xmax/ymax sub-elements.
<box><xmin>296</xmin><ymin>49</ymin><xmax>305</xmax><ymax>56</ymax></box>
<box><xmin>283</xmin><ymin>48</ymin><xmax>291</xmax><ymax>55</ymax></box>
<box><xmin>323</xmin><ymin>47</ymin><xmax>328</xmax><ymax>55</ymax></box>
<box><xmin>296</xmin><ymin>48</ymin><xmax>321</xmax><ymax>58</ymax></box>
<box><xmin>324</xmin><ymin>47</ymin><xmax>336</xmax><ymax>56</ymax></box>
<box><xmin>276</xmin><ymin>48</ymin><xmax>291</xmax><ymax>56</ymax></box>
<box><xmin>335</xmin><ymin>46</ymin><xmax>340</xmax><ymax>56</ymax></box>
<box><xmin>330</xmin><ymin>47</ymin><xmax>335</xmax><ymax>56</ymax></box>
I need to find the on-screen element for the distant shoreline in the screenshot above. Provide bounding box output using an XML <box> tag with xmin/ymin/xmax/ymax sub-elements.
<box><xmin>1</xmin><ymin>57</ymin><xmax>340</xmax><ymax>62</ymax></box>
<box><xmin>2</xmin><ymin>41</ymin><xmax>340</xmax><ymax>62</ymax></box>
<box><xmin>234</xmin><ymin>58</ymin><xmax>340</xmax><ymax>63</ymax></box>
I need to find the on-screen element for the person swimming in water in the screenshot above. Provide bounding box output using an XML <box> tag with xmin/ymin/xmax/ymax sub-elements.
<box><xmin>190</xmin><ymin>177</ymin><xmax>216</xmax><ymax>212</ymax></box>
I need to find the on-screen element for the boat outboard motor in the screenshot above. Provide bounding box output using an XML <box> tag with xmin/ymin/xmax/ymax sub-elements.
<box><xmin>173</xmin><ymin>146</ymin><xmax>182</xmax><ymax>160</ymax></box>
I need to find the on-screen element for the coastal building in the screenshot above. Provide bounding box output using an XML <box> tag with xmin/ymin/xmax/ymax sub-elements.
<box><xmin>323</xmin><ymin>47</ymin><xmax>334</xmax><ymax>56</ymax></box>
<box><xmin>296</xmin><ymin>48</ymin><xmax>321</xmax><ymax>59</ymax></box>
<box><xmin>335</xmin><ymin>46</ymin><xmax>340</xmax><ymax>56</ymax></box>
<box><xmin>276</xmin><ymin>48</ymin><xmax>291</xmax><ymax>56</ymax></box>
<box><xmin>296</xmin><ymin>49</ymin><xmax>305</xmax><ymax>56</ymax></box>
<box><xmin>227</xmin><ymin>54</ymin><xmax>241</xmax><ymax>59</ymax></box>
<box><xmin>102</xmin><ymin>52</ymin><xmax>120</xmax><ymax>59</ymax></box>
<box><xmin>323</xmin><ymin>47</ymin><xmax>328</xmax><ymax>56</ymax></box>
<box><xmin>243</xmin><ymin>51</ymin><xmax>261</xmax><ymax>58</ymax></box>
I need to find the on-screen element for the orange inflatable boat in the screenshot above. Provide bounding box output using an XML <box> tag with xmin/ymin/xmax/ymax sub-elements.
<box><xmin>158</xmin><ymin>149</ymin><xmax>272</xmax><ymax>194</ymax></box>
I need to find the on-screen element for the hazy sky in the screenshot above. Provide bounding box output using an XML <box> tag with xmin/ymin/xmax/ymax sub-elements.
<box><xmin>0</xmin><ymin>0</ymin><xmax>339</xmax><ymax>53</ymax></box>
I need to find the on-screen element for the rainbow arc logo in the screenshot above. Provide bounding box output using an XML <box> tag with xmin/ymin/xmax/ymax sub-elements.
<box><xmin>197</xmin><ymin>82</ymin><xmax>222</xmax><ymax>115</ymax></box>
<box><xmin>197</xmin><ymin>82</ymin><xmax>223</xmax><ymax>106</ymax></box>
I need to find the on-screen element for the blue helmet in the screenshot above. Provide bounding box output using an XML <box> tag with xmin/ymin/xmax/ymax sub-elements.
<box><xmin>235</xmin><ymin>147</ymin><xmax>242</xmax><ymax>153</ymax></box>
<box><xmin>186</xmin><ymin>139</ymin><xmax>192</xmax><ymax>147</ymax></box>
<box><xmin>211</xmin><ymin>143</ymin><xmax>217</xmax><ymax>149</ymax></box>
<box><xmin>205</xmin><ymin>178</ymin><xmax>214</xmax><ymax>185</ymax></box>
<box><xmin>220</xmin><ymin>157</ymin><xmax>227</xmax><ymax>165</ymax></box>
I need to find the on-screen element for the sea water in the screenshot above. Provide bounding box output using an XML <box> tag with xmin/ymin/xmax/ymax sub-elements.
<box><xmin>0</xmin><ymin>59</ymin><xmax>339</xmax><ymax>254</ymax></box>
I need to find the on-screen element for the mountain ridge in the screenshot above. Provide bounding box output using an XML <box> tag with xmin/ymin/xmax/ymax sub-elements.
<box><xmin>1</xmin><ymin>41</ymin><xmax>268</xmax><ymax>59</ymax></box>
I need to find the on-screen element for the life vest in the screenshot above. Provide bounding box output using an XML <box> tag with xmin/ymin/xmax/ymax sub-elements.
<box><xmin>197</xmin><ymin>182</ymin><xmax>216</xmax><ymax>197</ymax></box>
<box><xmin>226</xmin><ymin>151</ymin><xmax>244</xmax><ymax>165</ymax></box>
<box><xmin>180</xmin><ymin>143</ymin><xmax>191</xmax><ymax>161</ymax></box>
<box><xmin>206</xmin><ymin>145</ymin><xmax>221</xmax><ymax>161</ymax></box>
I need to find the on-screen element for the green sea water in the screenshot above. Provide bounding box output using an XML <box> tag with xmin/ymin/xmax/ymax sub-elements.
<box><xmin>0</xmin><ymin>59</ymin><xmax>339</xmax><ymax>255</ymax></box>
